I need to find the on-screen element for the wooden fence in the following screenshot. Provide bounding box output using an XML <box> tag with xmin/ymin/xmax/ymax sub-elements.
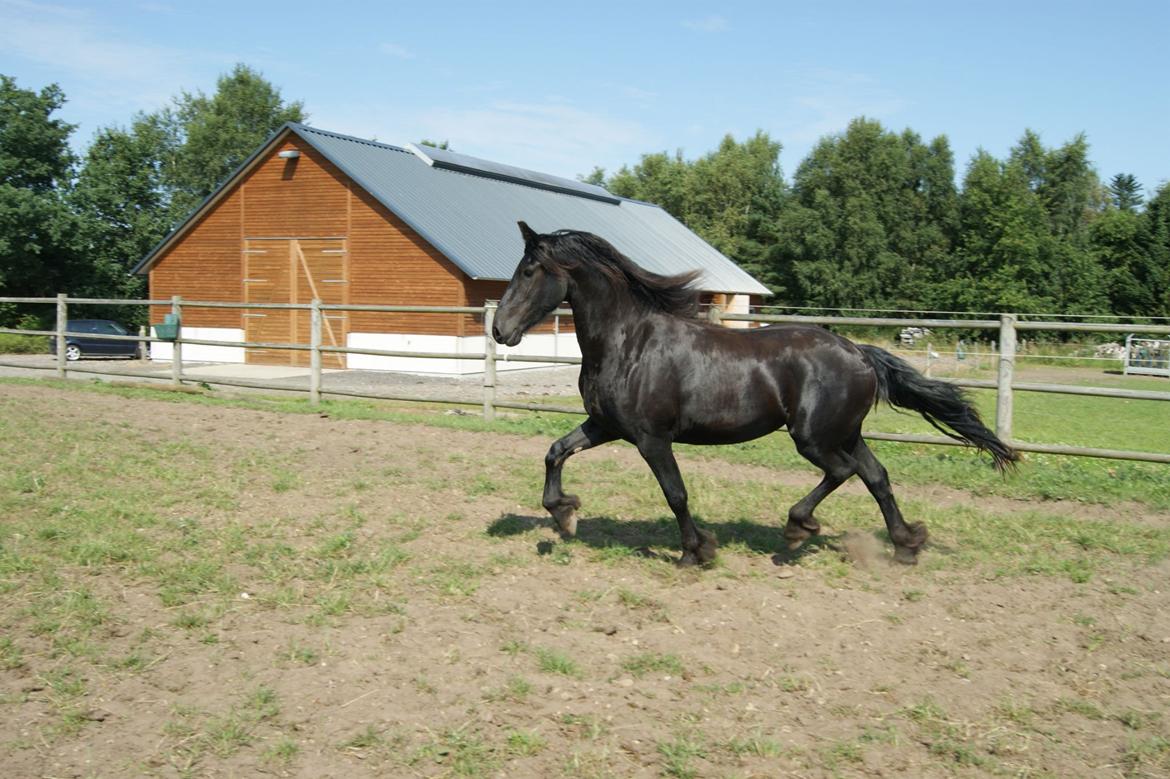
<box><xmin>2</xmin><ymin>294</ymin><xmax>1169</xmax><ymax>464</ymax></box>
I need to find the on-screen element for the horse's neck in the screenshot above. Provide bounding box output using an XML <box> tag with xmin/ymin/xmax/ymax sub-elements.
<box><xmin>567</xmin><ymin>272</ymin><xmax>646</xmax><ymax>362</ymax></box>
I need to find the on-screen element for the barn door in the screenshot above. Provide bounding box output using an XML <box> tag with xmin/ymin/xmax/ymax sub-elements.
<box><xmin>292</xmin><ymin>238</ymin><xmax>348</xmax><ymax>368</ymax></box>
<box><xmin>243</xmin><ymin>238</ymin><xmax>348</xmax><ymax>367</ymax></box>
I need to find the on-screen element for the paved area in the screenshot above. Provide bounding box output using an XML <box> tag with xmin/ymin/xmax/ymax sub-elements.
<box><xmin>0</xmin><ymin>354</ymin><xmax>581</xmax><ymax>406</ymax></box>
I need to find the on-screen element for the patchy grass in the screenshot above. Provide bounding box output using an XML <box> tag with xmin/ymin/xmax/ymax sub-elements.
<box><xmin>534</xmin><ymin>647</ymin><xmax>582</xmax><ymax>678</ymax></box>
<box><xmin>2</xmin><ymin>379</ymin><xmax>1169</xmax><ymax>778</ymax></box>
<box><xmin>5</xmin><ymin>374</ymin><xmax>1169</xmax><ymax>510</ymax></box>
<box><xmin>620</xmin><ymin>652</ymin><xmax>684</xmax><ymax>678</ymax></box>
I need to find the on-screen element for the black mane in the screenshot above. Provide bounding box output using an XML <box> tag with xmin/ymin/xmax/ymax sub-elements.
<box><xmin>540</xmin><ymin>230</ymin><xmax>702</xmax><ymax>317</ymax></box>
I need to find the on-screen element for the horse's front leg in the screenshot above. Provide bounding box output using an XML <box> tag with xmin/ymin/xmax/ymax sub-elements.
<box><xmin>636</xmin><ymin>437</ymin><xmax>718</xmax><ymax>566</ymax></box>
<box><xmin>543</xmin><ymin>418</ymin><xmax>615</xmax><ymax>537</ymax></box>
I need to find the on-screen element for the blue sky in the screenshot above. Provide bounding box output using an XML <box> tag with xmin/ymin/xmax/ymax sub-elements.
<box><xmin>2</xmin><ymin>0</ymin><xmax>1168</xmax><ymax>194</ymax></box>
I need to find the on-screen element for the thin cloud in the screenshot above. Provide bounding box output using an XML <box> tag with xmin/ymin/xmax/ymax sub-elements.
<box><xmin>0</xmin><ymin>1</ymin><xmax>295</xmax><ymax>143</ymax></box>
<box><xmin>420</xmin><ymin>101</ymin><xmax>652</xmax><ymax>175</ymax></box>
<box><xmin>326</xmin><ymin>99</ymin><xmax>655</xmax><ymax>180</ymax></box>
<box><xmin>620</xmin><ymin>84</ymin><xmax>658</xmax><ymax>102</ymax></box>
<box><xmin>379</xmin><ymin>42</ymin><xmax>415</xmax><ymax>60</ymax></box>
<box><xmin>781</xmin><ymin>70</ymin><xmax>907</xmax><ymax>143</ymax></box>
<box><xmin>0</xmin><ymin>2</ymin><xmax>227</xmax><ymax>113</ymax></box>
<box><xmin>682</xmin><ymin>15</ymin><xmax>728</xmax><ymax>32</ymax></box>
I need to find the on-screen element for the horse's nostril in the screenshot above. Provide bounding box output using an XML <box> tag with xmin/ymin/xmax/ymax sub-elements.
<box><xmin>491</xmin><ymin>324</ymin><xmax>502</xmax><ymax>341</ymax></box>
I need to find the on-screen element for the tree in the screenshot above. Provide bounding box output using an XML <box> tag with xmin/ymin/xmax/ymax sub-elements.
<box><xmin>0</xmin><ymin>75</ymin><xmax>81</xmax><ymax>321</ymax></box>
<box><xmin>687</xmin><ymin>132</ymin><xmax>786</xmax><ymax>283</ymax></box>
<box><xmin>773</xmin><ymin>118</ymin><xmax>957</xmax><ymax>310</ymax></box>
<box><xmin>70</xmin><ymin>119</ymin><xmax>173</xmax><ymax>303</ymax></box>
<box><xmin>605</xmin><ymin>133</ymin><xmax>787</xmax><ymax>289</ymax></box>
<box><xmin>1130</xmin><ymin>183</ymin><xmax>1170</xmax><ymax>317</ymax></box>
<box><xmin>163</xmin><ymin>63</ymin><xmax>306</xmax><ymax>216</ymax></box>
<box><xmin>1108</xmin><ymin>173</ymin><xmax>1144</xmax><ymax>212</ymax></box>
<box><xmin>580</xmin><ymin>167</ymin><xmax>606</xmax><ymax>186</ymax></box>
<box><xmin>0</xmin><ymin>76</ymin><xmax>74</xmax><ymax>191</ymax></box>
<box><xmin>941</xmin><ymin>132</ymin><xmax>1108</xmax><ymax>316</ymax></box>
<box><xmin>1093</xmin><ymin>206</ymin><xmax>1148</xmax><ymax>314</ymax></box>
<box><xmin>607</xmin><ymin>149</ymin><xmax>691</xmax><ymax>219</ymax></box>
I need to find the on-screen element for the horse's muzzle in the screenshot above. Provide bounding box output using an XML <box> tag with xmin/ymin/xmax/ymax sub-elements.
<box><xmin>491</xmin><ymin>323</ymin><xmax>522</xmax><ymax>347</ymax></box>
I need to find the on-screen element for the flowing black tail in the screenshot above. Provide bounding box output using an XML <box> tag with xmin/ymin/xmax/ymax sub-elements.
<box><xmin>858</xmin><ymin>345</ymin><xmax>1019</xmax><ymax>471</ymax></box>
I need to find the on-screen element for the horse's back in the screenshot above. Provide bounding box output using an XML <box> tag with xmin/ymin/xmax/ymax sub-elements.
<box><xmin>745</xmin><ymin>323</ymin><xmax>877</xmax><ymax>439</ymax></box>
<box><xmin>662</xmin><ymin>321</ymin><xmax>874</xmax><ymax>444</ymax></box>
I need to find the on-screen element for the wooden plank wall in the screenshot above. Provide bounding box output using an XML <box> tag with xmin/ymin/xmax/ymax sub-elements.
<box><xmin>348</xmin><ymin>187</ymin><xmax>468</xmax><ymax>336</ymax></box>
<box><xmin>149</xmin><ymin>189</ymin><xmax>242</xmax><ymax>327</ymax></box>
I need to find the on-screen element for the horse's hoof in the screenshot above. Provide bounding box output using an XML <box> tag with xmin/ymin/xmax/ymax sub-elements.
<box><xmin>697</xmin><ymin>529</ymin><xmax>718</xmax><ymax>563</ymax></box>
<box><xmin>547</xmin><ymin>495</ymin><xmax>581</xmax><ymax>538</ymax></box>
<box><xmin>893</xmin><ymin>545</ymin><xmax>920</xmax><ymax>565</ymax></box>
<box><xmin>678</xmin><ymin>530</ymin><xmax>718</xmax><ymax>567</ymax></box>
<box><xmin>891</xmin><ymin>522</ymin><xmax>928</xmax><ymax>564</ymax></box>
<box><xmin>552</xmin><ymin>507</ymin><xmax>577</xmax><ymax>538</ymax></box>
<box><xmin>784</xmin><ymin>518</ymin><xmax>820</xmax><ymax>549</ymax></box>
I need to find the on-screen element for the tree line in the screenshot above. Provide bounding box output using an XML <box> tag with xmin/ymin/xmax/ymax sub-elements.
<box><xmin>591</xmin><ymin>123</ymin><xmax>1169</xmax><ymax>320</ymax></box>
<box><xmin>2</xmin><ymin>66</ymin><xmax>1168</xmax><ymax>328</ymax></box>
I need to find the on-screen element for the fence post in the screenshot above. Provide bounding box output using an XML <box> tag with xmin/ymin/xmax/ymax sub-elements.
<box><xmin>309</xmin><ymin>299</ymin><xmax>322</xmax><ymax>405</ymax></box>
<box><xmin>483</xmin><ymin>301</ymin><xmax>497</xmax><ymax>421</ymax></box>
<box><xmin>996</xmin><ymin>314</ymin><xmax>1017</xmax><ymax>442</ymax></box>
<box><xmin>707</xmin><ymin>304</ymin><xmax>724</xmax><ymax>326</ymax></box>
<box><xmin>925</xmin><ymin>341</ymin><xmax>933</xmax><ymax>378</ymax></box>
<box><xmin>171</xmin><ymin>295</ymin><xmax>183</xmax><ymax>386</ymax></box>
<box><xmin>55</xmin><ymin>293</ymin><xmax>67</xmax><ymax>379</ymax></box>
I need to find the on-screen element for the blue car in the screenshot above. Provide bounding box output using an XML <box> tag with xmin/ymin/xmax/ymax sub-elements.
<box><xmin>50</xmin><ymin>319</ymin><xmax>140</xmax><ymax>361</ymax></box>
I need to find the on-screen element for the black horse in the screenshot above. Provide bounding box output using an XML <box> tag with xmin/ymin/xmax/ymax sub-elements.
<box><xmin>493</xmin><ymin>223</ymin><xmax>1017</xmax><ymax>566</ymax></box>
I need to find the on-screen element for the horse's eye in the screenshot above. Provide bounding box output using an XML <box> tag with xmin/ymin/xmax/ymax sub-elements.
<box><xmin>522</xmin><ymin>265</ymin><xmax>537</xmax><ymax>278</ymax></box>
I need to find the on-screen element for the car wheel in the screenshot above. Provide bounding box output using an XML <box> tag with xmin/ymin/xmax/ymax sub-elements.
<box><xmin>64</xmin><ymin>344</ymin><xmax>82</xmax><ymax>361</ymax></box>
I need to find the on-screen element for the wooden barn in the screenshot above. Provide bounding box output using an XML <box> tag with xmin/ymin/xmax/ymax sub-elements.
<box><xmin>133</xmin><ymin>123</ymin><xmax>770</xmax><ymax>373</ymax></box>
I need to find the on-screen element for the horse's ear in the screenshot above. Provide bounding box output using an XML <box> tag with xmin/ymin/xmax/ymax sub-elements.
<box><xmin>518</xmin><ymin>221</ymin><xmax>539</xmax><ymax>245</ymax></box>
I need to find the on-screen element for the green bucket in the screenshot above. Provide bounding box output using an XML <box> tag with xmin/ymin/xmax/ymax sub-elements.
<box><xmin>155</xmin><ymin>313</ymin><xmax>179</xmax><ymax>341</ymax></box>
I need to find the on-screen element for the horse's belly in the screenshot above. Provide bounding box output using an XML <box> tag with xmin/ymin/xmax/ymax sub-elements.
<box><xmin>675</xmin><ymin>413</ymin><xmax>786</xmax><ymax>446</ymax></box>
<box><xmin>670</xmin><ymin>377</ymin><xmax>787</xmax><ymax>445</ymax></box>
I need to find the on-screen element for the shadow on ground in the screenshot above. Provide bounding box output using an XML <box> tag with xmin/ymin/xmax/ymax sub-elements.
<box><xmin>486</xmin><ymin>512</ymin><xmax>866</xmax><ymax>565</ymax></box>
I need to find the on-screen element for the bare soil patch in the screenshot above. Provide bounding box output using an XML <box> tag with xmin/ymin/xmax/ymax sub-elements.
<box><xmin>2</xmin><ymin>383</ymin><xmax>1169</xmax><ymax>778</ymax></box>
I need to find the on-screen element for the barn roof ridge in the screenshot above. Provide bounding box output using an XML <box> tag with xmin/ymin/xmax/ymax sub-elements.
<box><xmin>288</xmin><ymin>123</ymin><xmax>412</xmax><ymax>155</ymax></box>
<box><xmin>132</xmin><ymin>122</ymin><xmax>771</xmax><ymax>296</ymax></box>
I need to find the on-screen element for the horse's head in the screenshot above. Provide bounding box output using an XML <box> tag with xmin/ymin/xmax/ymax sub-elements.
<box><xmin>492</xmin><ymin>222</ymin><xmax>570</xmax><ymax>347</ymax></box>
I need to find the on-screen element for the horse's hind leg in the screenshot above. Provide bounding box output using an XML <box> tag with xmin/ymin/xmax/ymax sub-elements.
<box><xmin>784</xmin><ymin>442</ymin><xmax>855</xmax><ymax>548</ymax></box>
<box><xmin>851</xmin><ymin>438</ymin><xmax>928</xmax><ymax>564</ymax></box>
<box><xmin>543</xmin><ymin>418</ymin><xmax>615</xmax><ymax>537</ymax></box>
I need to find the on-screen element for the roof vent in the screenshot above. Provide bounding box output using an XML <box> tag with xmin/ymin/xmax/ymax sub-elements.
<box><xmin>405</xmin><ymin>143</ymin><xmax>620</xmax><ymax>204</ymax></box>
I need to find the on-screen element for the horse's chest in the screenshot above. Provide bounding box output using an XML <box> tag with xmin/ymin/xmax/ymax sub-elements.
<box><xmin>580</xmin><ymin>363</ymin><xmax>668</xmax><ymax>426</ymax></box>
<box><xmin>579</xmin><ymin>371</ymin><xmax>608</xmax><ymax>417</ymax></box>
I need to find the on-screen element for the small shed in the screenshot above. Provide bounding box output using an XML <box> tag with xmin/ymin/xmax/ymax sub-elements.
<box><xmin>133</xmin><ymin>123</ymin><xmax>770</xmax><ymax>373</ymax></box>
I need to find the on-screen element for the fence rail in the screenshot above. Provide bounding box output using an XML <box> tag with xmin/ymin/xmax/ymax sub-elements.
<box><xmin>2</xmin><ymin>295</ymin><xmax>1168</xmax><ymax>464</ymax></box>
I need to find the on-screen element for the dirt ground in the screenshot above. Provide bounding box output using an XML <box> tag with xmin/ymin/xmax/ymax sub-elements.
<box><xmin>2</xmin><ymin>382</ymin><xmax>1170</xmax><ymax>778</ymax></box>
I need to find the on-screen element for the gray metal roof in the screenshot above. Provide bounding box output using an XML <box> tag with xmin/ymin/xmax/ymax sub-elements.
<box><xmin>138</xmin><ymin>123</ymin><xmax>771</xmax><ymax>296</ymax></box>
